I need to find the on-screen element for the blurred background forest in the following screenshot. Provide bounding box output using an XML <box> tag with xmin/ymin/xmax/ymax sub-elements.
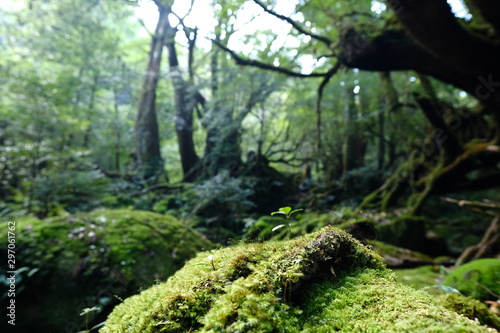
<box><xmin>1</xmin><ymin>0</ymin><xmax>499</xmax><ymax>240</ymax></box>
<box><xmin>1</xmin><ymin>0</ymin><xmax>500</xmax><ymax>331</ymax></box>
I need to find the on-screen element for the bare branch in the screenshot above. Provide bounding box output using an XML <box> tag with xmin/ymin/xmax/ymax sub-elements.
<box><xmin>252</xmin><ymin>0</ymin><xmax>332</xmax><ymax>47</ymax></box>
<box><xmin>441</xmin><ymin>197</ymin><xmax>500</xmax><ymax>216</ymax></box>
<box><xmin>212</xmin><ymin>39</ymin><xmax>331</xmax><ymax>78</ymax></box>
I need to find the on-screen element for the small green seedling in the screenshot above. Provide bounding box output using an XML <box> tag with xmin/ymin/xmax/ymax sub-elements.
<box><xmin>80</xmin><ymin>306</ymin><xmax>101</xmax><ymax>332</ymax></box>
<box><xmin>271</xmin><ymin>206</ymin><xmax>303</xmax><ymax>219</ymax></box>
<box><xmin>207</xmin><ymin>254</ymin><xmax>216</xmax><ymax>270</ymax></box>
<box><xmin>270</xmin><ymin>206</ymin><xmax>303</xmax><ymax>236</ymax></box>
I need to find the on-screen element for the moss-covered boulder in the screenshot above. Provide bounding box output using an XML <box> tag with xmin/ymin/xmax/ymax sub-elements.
<box><xmin>394</xmin><ymin>266</ymin><xmax>500</xmax><ymax>330</ymax></box>
<box><xmin>245</xmin><ymin>215</ymin><xmax>436</xmax><ymax>268</ymax></box>
<box><xmin>443</xmin><ymin>258</ymin><xmax>500</xmax><ymax>300</ymax></box>
<box><xmin>0</xmin><ymin>209</ymin><xmax>211</xmax><ymax>333</ymax></box>
<box><xmin>102</xmin><ymin>227</ymin><xmax>491</xmax><ymax>332</ymax></box>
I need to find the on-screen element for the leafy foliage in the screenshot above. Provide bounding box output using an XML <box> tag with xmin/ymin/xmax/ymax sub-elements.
<box><xmin>270</xmin><ymin>206</ymin><xmax>303</xmax><ymax>219</ymax></box>
<box><xmin>0</xmin><ymin>209</ymin><xmax>212</xmax><ymax>333</ymax></box>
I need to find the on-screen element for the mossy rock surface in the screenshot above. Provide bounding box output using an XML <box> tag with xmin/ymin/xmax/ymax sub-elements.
<box><xmin>436</xmin><ymin>293</ymin><xmax>500</xmax><ymax>330</ymax></box>
<box><xmin>102</xmin><ymin>227</ymin><xmax>490</xmax><ymax>333</ymax></box>
<box><xmin>443</xmin><ymin>258</ymin><xmax>500</xmax><ymax>300</ymax></box>
<box><xmin>245</xmin><ymin>214</ymin><xmax>433</xmax><ymax>268</ymax></box>
<box><xmin>0</xmin><ymin>209</ymin><xmax>211</xmax><ymax>333</ymax></box>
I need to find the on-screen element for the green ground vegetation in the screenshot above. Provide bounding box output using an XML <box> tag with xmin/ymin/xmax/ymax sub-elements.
<box><xmin>101</xmin><ymin>227</ymin><xmax>491</xmax><ymax>333</ymax></box>
<box><xmin>436</xmin><ymin>293</ymin><xmax>500</xmax><ymax>330</ymax></box>
<box><xmin>393</xmin><ymin>265</ymin><xmax>446</xmax><ymax>290</ymax></box>
<box><xmin>0</xmin><ymin>209</ymin><xmax>212</xmax><ymax>332</ymax></box>
<box><xmin>443</xmin><ymin>258</ymin><xmax>500</xmax><ymax>301</ymax></box>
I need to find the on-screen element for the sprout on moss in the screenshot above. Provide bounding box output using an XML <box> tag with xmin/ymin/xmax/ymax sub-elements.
<box><xmin>207</xmin><ymin>254</ymin><xmax>216</xmax><ymax>270</ymax></box>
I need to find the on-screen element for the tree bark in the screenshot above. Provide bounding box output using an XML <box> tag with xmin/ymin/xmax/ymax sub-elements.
<box><xmin>135</xmin><ymin>8</ymin><xmax>167</xmax><ymax>182</ymax></box>
<box><xmin>341</xmin><ymin>89</ymin><xmax>366</xmax><ymax>188</ymax></box>
<box><xmin>163</xmin><ymin>7</ymin><xmax>200</xmax><ymax>181</ymax></box>
<box><xmin>340</xmin><ymin>28</ymin><xmax>500</xmax><ymax>110</ymax></box>
<box><xmin>386</xmin><ymin>0</ymin><xmax>500</xmax><ymax>75</ymax></box>
<box><xmin>413</xmin><ymin>94</ymin><xmax>462</xmax><ymax>160</ymax></box>
<box><xmin>377</xmin><ymin>96</ymin><xmax>385</xmax><ymax>171</ymax></box>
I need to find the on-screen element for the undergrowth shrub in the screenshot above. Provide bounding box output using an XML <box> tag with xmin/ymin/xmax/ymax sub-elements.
<box><xmin>30</xmin><ymin>169</ymin><xmax>110</xmax><ymax>216</ymax></box>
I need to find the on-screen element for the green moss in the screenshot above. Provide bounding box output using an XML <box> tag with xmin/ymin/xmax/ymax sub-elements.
<box><xmin>0</xmin><ymin>209</ymin><xmax>211</xmax><ymax>333</ymax></box>
<box><xmin>101</xmin><ymin>227</ymin><xmax>489</xmax><ymax>333</ymax></box>
<box><xmin>443</xmin><ymin>258</ymin><xmax>500</xmax><ymax>300</ymax></box>
<box><xmin>436</xmin><ymin>293</ymin><xmax>500</xmax><ymax>330</ymax></box>
<box><xmin>300</xmin><ymin>269</ymin><xmax>489</xmax><ymax>333</ymax></box>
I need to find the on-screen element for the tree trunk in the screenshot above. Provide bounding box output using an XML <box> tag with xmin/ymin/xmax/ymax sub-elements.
<box><xmin>170</xmin><ymin>66</ymin><xmax>200</xmax><ymax>181</ymax></box>
<box><xmin>163</xmin><ymin>8</ymin><xmax>200</xmax><ymax>181</ymax></box>
<box><xmin>135</xmin><ymin>8</ymin><xmax>167</xmax><ymax>182</ymax></box>
<box><xmin>113</xmin><ymin>87</ymin><xmax>121</xmax><ymax>173</ymax></box>
<box><xmin>341</xmin><ymin>88</ymin><xmax>366</xmax><ymax>189</ymax></box>
<box><xmin>377</xmin><ymin>96</ymin><xmax>386</xmax><ymax>171</ymax></box>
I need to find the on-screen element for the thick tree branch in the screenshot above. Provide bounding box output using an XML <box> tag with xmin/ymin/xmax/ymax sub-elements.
<box><xmin>413</xmin><ymin>94</ymin><xmax>462</xmax><ymax>159</ymax></box>
<box><xmin>252</xmin><ymin>0</ymin><xmax>332</xmax><ymax>47</ymax></box>
<box><xmin>386</xmin><ymin>0</ymin><xmax>500</xmax><ymax>75</ymax></box>
<box><xmin>340</xmin><ymin>29</ymin><xmax>500</xmax><ymax>110</ymax></box>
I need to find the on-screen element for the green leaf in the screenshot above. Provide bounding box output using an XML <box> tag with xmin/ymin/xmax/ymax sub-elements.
<box><xmin>271</xmin><ymin>211</ymin><xmax>286</xmax><ymax>216</ymax></box>
<box><xmin>279</xmin><ymin>207</ymin><xmax>292</xmax><ymax>214</ymax></box>
<box><xmin>272</xmin><ymin>224</ymin><xmax>286</xmax><ymax>232</ymax></box>
<box><xmin>289</xmin><ymin>209</ymin><xmax>303</xmax><ymax>215</ymax></box>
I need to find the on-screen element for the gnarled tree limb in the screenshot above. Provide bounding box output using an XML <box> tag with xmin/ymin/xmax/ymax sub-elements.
<box><xmin>386</xmin><ymin>0</ymin><xmax>500</xmax><ymax>75</ymax></box>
